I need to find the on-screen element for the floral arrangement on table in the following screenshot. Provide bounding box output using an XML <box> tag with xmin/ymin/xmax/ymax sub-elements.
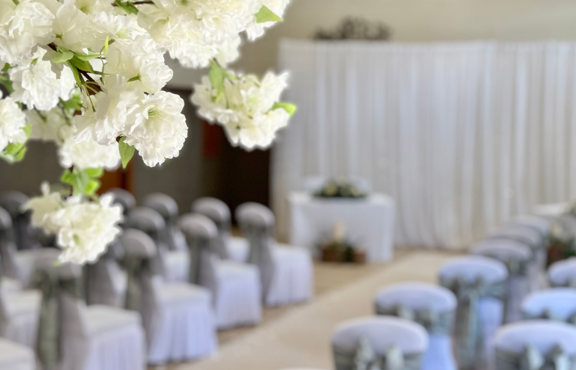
<box><xmin>313</xmin><ymin>179</ymin><xmax>367</xmax><ymax>199</ymax></box>
<box><xmin>318</xmin><ymin>223</ymin><xmax>365</xmax><ymax>263</ymax></box>
<box><xmin>0</xmin><ymin>0</ymin><xmax>295</xmax><ymax>265</ymax></box>
<box><xmin>314</xmin><ymin>17</ymin><xmax>391</xmax><ymax>41</ymax></box>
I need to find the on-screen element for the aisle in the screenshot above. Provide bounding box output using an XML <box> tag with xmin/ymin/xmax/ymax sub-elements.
<box><xmin>168</xmin><ymin>251</ymin><xmax>459</xmax><ymax>370</ymax></box>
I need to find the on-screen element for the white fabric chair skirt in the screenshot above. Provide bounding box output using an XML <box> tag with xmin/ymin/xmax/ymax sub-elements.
<box><xmin>0</xmin><ymin>339</ymin><xmax>35</xmax><ymax>370</ymax></box>
<box><xmin>492</xmin><ymin>320</ymin><xmax>576</xmax><ymax>370</ymax></box>
<box><xmin>215</xmin><ymin>261</ymin><xmax>262</xmax><ymax>329</ymax></box>
<box><xmin>147</xmin><ymin>281</ymin><xmax>217</xmax><ymax>364</ymax></box>
<box><xmin>265</xmin><ymin>243</ymin><xmax>314</xmax><ymax>306</ymax></box>
<box><xmin>438</xmin><ymin>256</ymin><xmax>508</xmax><ymax>370</ymax></box>
<box><xmin>471</xmin><ymin>240</ymin><xmax>532</xmax><ymax>323</ymax></box>
<box><xmin>162</xmin><ymin>250</ymin><xmax>190</xmax><ymax>283</ymax></box>
<box><xmin>228</xmin><ymin>236</ymin><xmax>250</xmax><ymax>262</ymax></box>
<box><xmin>62</xmin><ymin>304</ymin><xmax>146</xmax><ymax>370</ymax></box>
<box><xmin>374</xmin><ymin>282</ymin><xmax>457</xmax><ymax>370</ymax></box>
<box><xmin>2</xmin><ymin>289</ymin><xmax>40</xmax><ymax>349</ymax></box>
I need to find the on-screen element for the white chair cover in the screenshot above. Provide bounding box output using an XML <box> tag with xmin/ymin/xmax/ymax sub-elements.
<box><xmin>493</xmin><ymin>320</ymin><xmax>576</xmax><ymax>370</ymax></box>
<box><xmin>127</xmin><ymin>207</ymin><xmax>189</xmax><ymax>283</ymax></box>
<box><xmin>192</xmin><ymin>197</ymin><xmax>250</xmax><ymax>262</ymax></box>
<box><xmin>548</xmin><ymin>257</ymin><xmax>576</xmax><ymax>288</ymax></box>
<box><xmin>104</xmin><ymin>188</ymin><xmax>136</xmax><ymax>217</ymax></box>
<box><xmin>36</xmin><ymin>263</ymin><xmax>146</xmax><ymax>370</ymax></box>
<box><xmin>489</xmin><ymin>224</ymin><xmax>546</xmax><ymax>290</ymax></box>
<box><xmin>122</xmin><ymin>229</ymin><xmax>217</xmax><ymax>364</ymax></box>
<box><xmin>236</xmin><ymin>202</ymin><xmax>314</xmax><ymax>306</ymax></box>
<box><xmin>0</xmin><ymin>338</ymin><xmax>35</xmax><ymax>370</ymax></box>
<box><xmin>374</xmin><ymin>282</ymin><xmax>457</xmax><ymax>370</ymax></box>
<box><xmin>143</xmin><ymin>193</ymin><xmax>188</xmax><ymax>252</ymax></box>
<box><xmin>0</xmin><ymin>280</ymin><xmax>40</xmax><ymax>349</ymax></box>
<box><xmin>505</xmin><ymin>215</ymin><xmax>551</xmax><ymax>237</ymax></box>
<box><xmin>522</xmin><ymin>288</ymin><xmax>576</xmax><ymax>323</ymax></box>
<box><xmin>0</xmin><ymin>207</ymin><xmax>59</xmax><ymax>287</ymax></box>
<box><xmin>438</xmin><ymin>255</ymin><xmax>508</xmax><ymax>370</ymax></box>
<box><xmin>180</xmin><ymin>214</ymin><xmax>262</xmax><ymax>329</ymax></box>
<box><xmin>331</xmin><ymin>316</ymin><xmax>428</xmax><ymax>370</ymax></box>
<box><xmin>471</xmin><ymin>239</ymin><xmax>532</xmax><ymax>323</ymax></box>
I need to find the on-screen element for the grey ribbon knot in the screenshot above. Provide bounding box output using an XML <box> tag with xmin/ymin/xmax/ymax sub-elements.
<box><xmin>497</xmin><ymin>344</ymin><xmax>574</xmax><ymax>370</ymax></box>
<box><xmin>124</xmin><ymin>254</ymin><xmax>155</xmax><ymax>311</ymax></box>
<box><xmin>187</xmin><ymin>235</ymin><xmax>212</xmax><ymax>285</ymax></box>
<box><xmin>440</xmin><ymin>276</ymin><xmax>507</xmax><ymax>370</ymax></box>
<box><xmin>375</xmin><ymin>304</ymin><xmax>454</xmax><ymax>335</ymax></box>
<box><xmin>524</xmin><ymin>309</ymin><xmax>576</xmax><ymax>326</ymax></box>
<box><xmin>334</xmin><ymin>337</ymin><xmax>422</xmax><ymax>370</ymax></box>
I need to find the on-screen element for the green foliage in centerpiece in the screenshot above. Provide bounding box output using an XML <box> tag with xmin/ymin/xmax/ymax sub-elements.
<box><xmin>313</xmin><ymin>180</ymin><xmax>367</xmax><ymax>199</ymax></box>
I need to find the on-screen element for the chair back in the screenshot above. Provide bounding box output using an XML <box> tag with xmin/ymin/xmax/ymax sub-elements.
<box><xmin>493</xmin><ymin>320</ymin><xmax>576</xmax><ymax>369</ymax></box>
<box><xmin>0</xmin><ymin>207</ymin><xmax>21</xmax><ymax>281</ymax></box>
<box><xmin>0</xmin><ymin>192</ymin><xmax>39</xmax><ymax>250</ymax></box>
<box><xmin>126</xmin><ymin>207</ymin><xmax>167</xmax><ymax>275</ymax></box>
<box><xmin>471</xmin><ymin>239</ymin><xmax>531</xmax><ymax>276</ymax></box>
<box><xmin>331</xmin><ymin>316</ymin><xmax>428</xmax><ymax>370</ymax></box>
<box><xmin>489</xmin><ymin>224</ymin><xmax>544</xmax><ymax>251</ymax></box>
<box><xmin>192</xmin><ymin>197</ymin><xmax>232</xmax><ymax>259</ymax></box>
<box><xmin>143</xmin><ymin>193</ymin><xmax>187</xmax><ymax>251</ymax></box>
<box><xmin>121</xmin><ymin>229</ymin><xmax>159</xmax><ymax>344</ymax></box>
<box><xmin>506</xmin><ymin>215</ymin><xmax>551</xmax><ymax>237</ymax></box>
<box><xmin>236</xmin><ymin>202</ymin><xmax>275</xmax><ymax>297</ymax></box>
<box><xmin>548</xmin><ymin>258</ymin><xmax>576</xmax><ymax>287</ymax></box>
<box><xmin>179</xmin><ymin>214</ymin><xmax>219</xmax><ymax>289</ymax></box>
<box><xmin>522</xmin><ymin>288</ymin><xmax>576</xmax><ymax>323</ymax></box>
<box><xmin>104</xmin><ymin>188</ymin><xmax>135</xmax><ymax>216</ymax></box>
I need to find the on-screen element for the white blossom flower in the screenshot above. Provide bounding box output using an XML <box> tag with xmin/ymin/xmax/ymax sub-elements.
<box><xmin>59</xmin><ymin>136</ymin><xmax>121</xmax><ymax>170</ymax></box>
<box><xmin>0</xmin><ymin>96</ymin><xmax>28</xmax><ymax>152</ymax></box>
<box><xmin>9</xmin><ymin>48</ymin><xmax>76</xmax><ymax>111</ymax></box>
<box><xmin>27</xmin><ymin>108</ymin><xmax>69</xmax><ymax>144</ymax></box>
<box><xmin>24</xmin><ymin>183</ymin><xmax>64</xmax><ymax>234</ymax></box>
<box><xmin>191</xmin><ymin>69</ymin><xmax>291</xmax><ymax>150</ymax></box>
<box><xmin>0</xmin><ymin>0</ymin><xmax>54</xmax><ymax>65</ymax></box>
<box><xmin>124</xmin><ymin>91</ymin><xmax>188</xmax><ymax>166</ymax></box>
<box><xmin>26</xmin><ymin>187</ymin><xmax>123</xmax><ymax>265</ymax></box>
<box><xmin>51</xmin><ymin>194</ymin><xmax>122</xmax><ymax>264</ymax></box>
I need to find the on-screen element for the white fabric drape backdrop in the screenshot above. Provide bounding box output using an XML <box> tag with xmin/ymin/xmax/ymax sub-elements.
<box><xmin>272</xmin><ymin>40</ymin><xmax>576</xmax><ymax>250</ymax></box>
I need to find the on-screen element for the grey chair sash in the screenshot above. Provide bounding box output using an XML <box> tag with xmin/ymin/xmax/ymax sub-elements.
<box><xmin>33</xmin><ymin>269</ymin><xmax>82</xmax><ymax>370</ymax></box>
<box><xmin>0</xmin><ymin>227</ymin><xmax>20</xmax><ymax>280</ymax></box>
<box><xmin>124</xmin><ymin>254</ymin><xmax>154</xmax><ymax>312</ymax></box>
<box><xmin>495</xmin><ymin>344</ymin><xmax>575</xmax><ymax>370</ymax></box>
<box><xmin>244</xmin><ymin>224</ymin><xmax>274</xmax><ymax>297</ymax></box>
<box><xmin>334</xmin><ymin>340</ymin><xmax>422</xmax><ymax>370</ymax></box>
<box><xmin>550</xmin><ymin>277</ymin><xmax>576</xmax><ymax>289</ymax></box>
<box><xmin>212</xmin><ymin>219</ymin><xmax>231</xmax><ymax>259</ymax></box>
<box><xmin>504</xmin><ymin>258</ymin><xmax>530</xmax><ymax>276</ymax></box>
<box><xmin>440</xmin><ymin>276</ymin><xmax>507</xmax><ymax>370</ymax></box>
<box><xmin>375</xmin><ymin>304</ymin><xmax>454</xmax><ymax>336</ymax></box>
<box><xmin>187</xmin><ymin>235</ymin><xmax>212</xmax><ymax>285</ymax></box>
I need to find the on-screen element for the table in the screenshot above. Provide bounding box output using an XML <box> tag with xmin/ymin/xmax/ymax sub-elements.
<box><xmin>288</xmin><ymin>192</ymin><xmax>395</xmax><ymax>262</ymax></box>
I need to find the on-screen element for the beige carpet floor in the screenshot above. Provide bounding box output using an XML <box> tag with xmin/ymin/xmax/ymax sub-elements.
<box><xmin>166</xmin><ymin>251</ymin><xmax>459</xmax><ymax>370</ymax></box>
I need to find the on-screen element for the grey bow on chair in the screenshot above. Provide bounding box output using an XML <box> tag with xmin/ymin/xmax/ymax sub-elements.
<box><xmin>33</xmin><ymin>265</ymin><xmax>82</xmax><ymax>370</ymax></box>
<box><xmin>496</xmin><ymin>344</ymin><xmax>574</xmax><ymax>370</ymax></box>
<box><xmin>123</xmin><ymin>252</ymin><xmax>155</xmax><ymax>312</ymax></box>
<box><xmin>187</xmin><ymin>234</ymin><xmax>212</xmax><ymax>286</ymax></box>
<box><xmin>334</xmin><ymin>337</ymin><xmax>421</xmax><ymax>370</ymax></box>
<box><xmin>524</xmin><ymin>309</ymin><xmax>576</xmax><ymax>326</ymax></box>
<box><xmin>440</xmin><ymin>276</ymin><xmax>507</xmax><ymax>370</ymax></box>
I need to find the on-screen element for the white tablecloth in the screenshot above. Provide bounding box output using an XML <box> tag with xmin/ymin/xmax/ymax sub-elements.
<box><xmin>288</xmin><ymin>192</ymin><xmax>395</xmax><ymax>262</ymax></box>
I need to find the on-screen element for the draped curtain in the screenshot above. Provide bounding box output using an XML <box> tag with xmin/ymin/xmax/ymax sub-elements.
<box><xmin>272</xmin><ymin>40</ymin><xmax>576</xmax><ymax>249</ymax></box>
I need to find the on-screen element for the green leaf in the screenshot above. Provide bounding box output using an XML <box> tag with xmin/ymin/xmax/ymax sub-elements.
<box><xmin>69</xmin><ymin>56</ymin><xmax>94</xmax><ymax>73</ymax></box>
<box><xmin>74</xmin><ymin>51</ymin><xmax>101</xmax><ymax>62</ymax></box>
<box><xmin>84</xmin><ymin>168</ymin><xmax>103</xmax><ymax>178</ymax></box>
<box><xmin>61</xmin><ymin>94</ymin><xmax>83</xmax><ymax>113</ymax></box>
<box><xmin>114</xmin><ymin>0</ymin><xmax>139</xmax><ymax>14</ymax></box>
<box><xmin>272</xmin><ymin>102</ymin><xmax>297</xmax><ymax>116</ymax></box>
<box><xmin>118</xmin><ymin>138</ymin><xmax>135</xmax><ymax>169</ymax></box>
<box><xmin>209</xmin><ymin>60</ymin><xmax>226</xmax><ymax>98</ymax></box>
<box><xmin>255</xmin><ymin>5</ymin><xmax>282</xmax><ymax>23</ymax></box>
<box><xmin>51</xmin><ymin>48</ymin><xmax>74</xmax><ymax>63</ymax></box>
<box><xmin>0</xmin><ymin>73</ymin><xmax>13</xmax><ymax>94</ymax></box>
<box><xmin>103</xmin><ymin>35</ymin><xmax>111</xmax><ymax>55</ymax></box>
<box><xmin>0</xmin><ymin>143</ymin><xmax>27</xmax><ymax>163</ymax></box>
<box><xmin>85</xmin><ymin>179</ymin><xmax>101</xmax><ymax>196</ymax></box>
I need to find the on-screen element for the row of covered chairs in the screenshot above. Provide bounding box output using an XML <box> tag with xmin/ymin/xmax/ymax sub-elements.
<box><xmin>0</xmin><ymin>189</ymin><xmax>314</xmax><ymax>369</ymax></box>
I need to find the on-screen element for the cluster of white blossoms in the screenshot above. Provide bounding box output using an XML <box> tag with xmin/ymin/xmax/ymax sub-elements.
<box><xmin>0</xmin><ymin>0</ymin><xmax>294</xmax><ymax>265</ymax></box>
<box><xmin>192</xmin><ymin>69</ymin><xmax>293</xmax><ymax>149</ymax></box>
<box><xmin>25</xmin><ymin>184</ymin><xmax>122</xmax><ymax>264</ymax></box>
